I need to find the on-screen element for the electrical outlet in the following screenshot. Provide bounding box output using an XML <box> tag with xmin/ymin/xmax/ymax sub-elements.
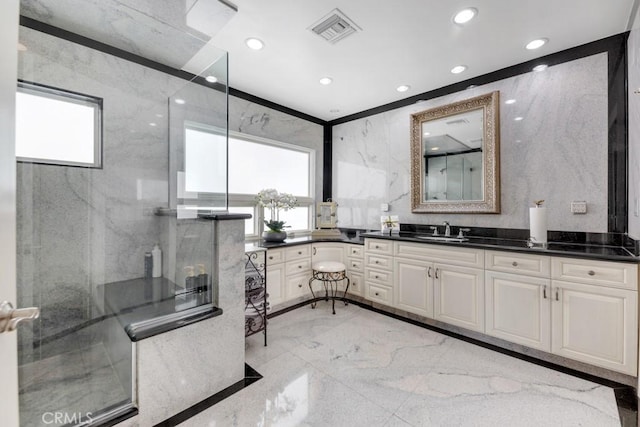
<box><xmin>381</xmin><ymin>203</ymin><xmax>389</xmax><ymax>212</ymax></box>
<box><xmin>570</xmin><ymin>201</ymin><xmax>587</xmax><ymax>214</ymax></box>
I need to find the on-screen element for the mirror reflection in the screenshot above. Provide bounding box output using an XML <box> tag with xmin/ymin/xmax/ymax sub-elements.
<box><xmin>423</xmin><ymin>108</ymin><xmax>484</xmax><ymax>201</ymax></box>
<box><xmin>411</xmin><ymin>91</ymin><xmax>500</xmax><ymax>213</ymax></box>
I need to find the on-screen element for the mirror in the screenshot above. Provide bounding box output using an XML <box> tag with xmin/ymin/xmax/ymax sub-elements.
<box><xmin>411</xmin><ymin>91</ymin><xmax>500</xmax><ymax>213</ymax></box>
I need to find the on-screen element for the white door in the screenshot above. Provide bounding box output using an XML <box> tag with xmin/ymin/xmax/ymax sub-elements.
<box><xmin>485</xmin><ymin>271</ymin><xmax>551</xmax><ymax>351</ymax></box>
<box><xmin>394</xmin><ymin>258</ymin><xmax>433</xmax><ymax>317</ymax></box>
<box><xmin>434</xmin><ymin>264</ymin><xmax>485</xmax><ymax>332</ymax></box>
<box><xmin>0</xmin><ymin>1</ymin><xmax>21</xmax><ymax>426</ymax></box>
<box><xmin>551</xmin><ymin>280</ymin><xmax>638</xmax><ymax>375</ymax></box>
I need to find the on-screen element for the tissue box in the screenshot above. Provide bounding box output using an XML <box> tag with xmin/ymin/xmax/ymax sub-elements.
<box><xmin>380</xmin><ymin>215</ymin><xmax>400</xmax><ymax>233</ymax></box>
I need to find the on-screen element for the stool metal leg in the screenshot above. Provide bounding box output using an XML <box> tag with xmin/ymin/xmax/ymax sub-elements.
<box><xmin>309</xmin><ymin>276</ymin><xmax>318</xmax><ymax>309</ymax></box>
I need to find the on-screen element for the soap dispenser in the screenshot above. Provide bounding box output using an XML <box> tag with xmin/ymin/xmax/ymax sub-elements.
<box><xmin>151</xmin><ymin>244</ymin><xmax>162</xmax><ymax>278</ymax></box>
<box><xmin>196</xmin><ymin>264</ymin><xmax>208</xmax><ymax>293</ymax></box>
<box><xmin>184</xmin><ymin>266</ymin><xmax>196</xmax><ymax>292</ymax></box>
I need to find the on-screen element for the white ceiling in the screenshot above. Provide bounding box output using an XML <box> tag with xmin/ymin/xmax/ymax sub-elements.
<box><xmin>20</xmin><ymin>0</ymin><xmax>638</xmax><ymax>121</ymax></box>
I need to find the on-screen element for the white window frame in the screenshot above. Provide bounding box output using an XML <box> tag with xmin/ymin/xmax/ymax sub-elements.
<box><xmin>227</xmin><ymin>130</ymin><xmax>315</xmax><ymax>241</ymax></box>
<box><xmin>16</xmin><ymin>80</ymin><xmax>103</xmax><ymax>168</ymax></box>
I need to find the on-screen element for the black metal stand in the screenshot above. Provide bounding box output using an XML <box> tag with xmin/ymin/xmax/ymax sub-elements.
<box><xmin>308</xmin><ymin>270</ymin><xmax>350</xmax><ymax>315</ymax></box>
<box><xmin>245</xmin><ymin>250</ymin><xmax>267</xmax><ymax>346</ymax></box>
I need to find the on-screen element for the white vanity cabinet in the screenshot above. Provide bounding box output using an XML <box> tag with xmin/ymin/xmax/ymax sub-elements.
<box><xmin>346</xmin><ymin>244</ymin><xmax>364</xmax><ymax>296</ymax></box>
<box><xmin>265</xmin><ymin>248</ymin><xmax>286</xmax><ymax>307</ymax></box>
<box><xmin>485</xmin><ymin>250</ymin><xmax>638</xmax><ymax>375</ymax></box>
<box><xmin>485</xmin><ymin>251</ymin><xmax>552</xmax><ymax>351</ymax></box>
<box><xmin>550</xmin><ymin>258</ymin><xmax>638</xmax><ymax>375</ymax></box>
<box><xmin>391</xmin><ymin>241</ymin><xmax>485</xmax><ymax>331</ymax></box>
<box><xmin>364</xmin><ymin>238</ymin><xmax>394</xmax><ymax>305</ymax></box>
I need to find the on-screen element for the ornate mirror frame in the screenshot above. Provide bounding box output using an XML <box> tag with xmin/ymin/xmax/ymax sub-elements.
<box><xmin>410</xmin><ymin>91</ymin><xmax>500</xmax><ymax>213</ymax></box>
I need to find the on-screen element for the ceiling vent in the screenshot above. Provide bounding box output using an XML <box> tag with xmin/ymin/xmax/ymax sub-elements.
<box><xmin>308</xmin><ymin>8</ymin><xmax>361</xmax><ymax>44</ymax></box>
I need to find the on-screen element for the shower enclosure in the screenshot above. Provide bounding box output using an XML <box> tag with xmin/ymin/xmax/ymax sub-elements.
<box><xmin>14</xmin><ymin>3</ymin><xmax>230</xmax><ymax>425</ymax></box>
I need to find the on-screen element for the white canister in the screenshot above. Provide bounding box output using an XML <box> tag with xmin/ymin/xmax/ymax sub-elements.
<box><xmin>529</xmin><ymin>206</ymin><xmax>547</xmax><ymax>244</ymax></box>
<box><xmin>151</xmin><ymin>244</ymin><xmax>162</xmax><ymax>278</ymax></box>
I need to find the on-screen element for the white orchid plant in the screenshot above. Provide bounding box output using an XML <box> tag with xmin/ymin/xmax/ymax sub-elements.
<box><xmin>256</xmin><ymin>188</ymin><xmax>298</xmax><ymax>233</ymax></box>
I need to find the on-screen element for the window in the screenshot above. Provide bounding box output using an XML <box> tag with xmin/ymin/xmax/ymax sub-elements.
<box><xmin>227</xmin><ymin>131</ymin><xmax>315</xmax><ymax>238</ymax></box>
<box><xmin>16</xmin><ymin>81</ymin><xmax>102</xmax><ymax>167</ymax></box>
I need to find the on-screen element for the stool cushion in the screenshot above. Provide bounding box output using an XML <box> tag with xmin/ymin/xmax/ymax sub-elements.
<box><xmin>312</xmin><ymin>261</ymin><xmax>346</xmax><ymax>273</ymax></box>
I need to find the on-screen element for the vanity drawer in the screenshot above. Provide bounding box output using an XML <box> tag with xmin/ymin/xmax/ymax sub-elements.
<box><xmin>551</xmin><ymin>257</ymin><xmax>638</xmax><ymax>290</ymax></box>
<box><xmin>285</xmin><ymin>244</ymin><xmax>311</xmax><ymax>261</ymax></box>
<box><xmin>266</xmin><ymin>248</ymin><xmax>284</xmax><ymax>265</ymax></box>
<box><xmin>367</xmin><ymin>283</ymin><xmax>393</xmax><ymax>305</ymax></box>
<box><xmin>485</xmin><ymin>251</ymin><xmax>550</xmax><ymax>277</ymax></box>
<box><xmin>395</xmin><ymin>241</ymin><xmax>483</xmax><ymax>268</ymax></box>
<box><xmin>366</xmin><ymin>268</ymin><xmax>392</xmax><ymax>285</ymax></box>
<box><xmin>365</xmin><ymin>254</ymin><xmax>393</xmax><ymax>270</ymax></box>
<box><xmin>348</xmin><ymin>259</ymin><xmax>364</xmax><ymax>272</ymax></box>
<box><xmin>286</xmin><ymin>259</ymin><xmax>311</xmax><ymax>276</ymax></box>
<box><xmin>365</xmin><ymin>238</ymin><xmax>393</xmax><ymax>255</ymax></box>
<box><xmin>348</xmin><ymin>244</ymin><xmax>364</xmax><ymax>259</ymax></box>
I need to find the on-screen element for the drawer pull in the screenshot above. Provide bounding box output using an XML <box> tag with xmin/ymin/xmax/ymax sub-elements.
<box><xmin>543</xmin><ymin>285</ymin><xmax>547</xmax><ymax>299</ymax></box>
<box><xmin>298</xmin><ymin>251</ymin><xmax>302</xmax><ymax>255</ymax></box>
<box><xmin>512</xmin><ymin>261</ymin><xmax>518</xmax><ymax>267</ymax></box>
<box><xmin>587</xmin><ymin>270</ymin><xmax>595</xmax><ymax>276</ymax></box>
<box><xmin>375</xmin><ymin>245</ymin><xmax>380</xmax><ymax>249</ymax></box>
<box><xmin>375</xmin><ymin>292</ymin><xmax>379</xmax><ymax>296</ymax></box>
<box><xmin>298</xmin><ymin>284</ymin><xmax>302</xmax><ymax>288</ymax></box>
<box><xmin>375</xmin><ymin>260</ymin><xmax>379</xmax><ymax>264</ymax></box>
<box><xmin>269</xmin><ymin>256</ymin><xmax>273</xmax><ymax>260</ymax></box>
<box><xmin>374</xmin><ymin>275</ymin><xmax>379</xmax><ymax>279</ymax></box>
<box><xmin>555</xmin><ymin>288</ymin><xmax>559</xmax><ymax>301</ymax></box>
<box><xmin>298</xmin><ymin>265</ymin><xmax>302</xmax><ymax>269</ymax></box>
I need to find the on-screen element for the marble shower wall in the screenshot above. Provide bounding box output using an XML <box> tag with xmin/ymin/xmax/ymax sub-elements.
<box><xmin>628</xmin><ymin>7</ymin><xmax>640</xmax><ymax>240</ymax></box>
<box><xmin>333</xmin><ymin>54</ymin><xmax>609</xmax><ymax>232</ymax></box>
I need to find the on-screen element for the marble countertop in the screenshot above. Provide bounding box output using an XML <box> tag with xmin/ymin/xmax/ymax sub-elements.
<box><xmin>362</xmin><ymin>231</ymin><xmax>638</xmax><ymax>262</ymax></box>
<box><xmin>243</xmin><ymin>230</ymin><xmax>637</xmax><ymax>262</ymax></box>
<box><xmin>100</xmin><ymin>277</ymin><xmax>222</xmax><ymax>341</ymax></box>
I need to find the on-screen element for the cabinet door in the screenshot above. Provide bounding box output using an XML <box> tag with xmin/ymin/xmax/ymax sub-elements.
<box><xmin>551</xmin><ymin>280</ymin><xmax>638</xmax><ymax>375</ymax></box>
<box><xmin>312</xmin><ymin>243</ymin><xmax>345</xmax><ymax>264</ymax></box>
<box><xmin>266</xmin><ymin>262</ymin><xmax>285</xmax><ymax>307</ymax></box>
<box><xmin>434</xmin><ymin>264</ymin><xmax>484</xmax><ymax>332</ymax></box>
<box><xmin>394</xmin><ymin>258</ymin><xmax>433</xmax><ymax>318</ymax></box>
<box><xmin>348</xmin><ymin>272</ymin><xmax>363</xmax><ymax>296</ymax></box>
<box><xmin>286</xmin><ymin>272</ymin><xmax>312</xmax><ymax>300</ymax></box>
<box><xmin>485</xmin><ymin>271</ymin><xmax>551</xmax><ymax>351</ymax></box>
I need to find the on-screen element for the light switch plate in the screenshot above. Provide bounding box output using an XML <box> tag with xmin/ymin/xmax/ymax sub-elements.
<box><xmin>381</xmin><ymin>203</ymin><xmax>389</xmax><ymax>212</ymax></box>
<box><xmin>571</xmin><ymin>201</ymin><xmax>587</xmax><ymax>214</ymax></box>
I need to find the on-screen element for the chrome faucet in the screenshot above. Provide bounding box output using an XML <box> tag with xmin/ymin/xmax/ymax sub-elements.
<box><xmin>443</xmin><ymin>221</ymin><xmax>451</xmax><ymax>237</ymax></box>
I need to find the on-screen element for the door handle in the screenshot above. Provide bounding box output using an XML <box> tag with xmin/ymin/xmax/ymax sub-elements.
<box><xmin>435</xmin><ymin>268</ymin><xmax>440</xmax><ymax>279</ymax></box>
<box><xmin>543</xmin><ymin>285</ymin><xmax>547</xmax><ymax>299</ymax></box>
<box><xmin>427</xmin><ymin>267</ymin><xmax>432</xmax><ymax>278</ymax></box>
<box><xmin>0</xmin><ymin>301</ymin><xmax>40</xmax><ymax>333</ymax></box>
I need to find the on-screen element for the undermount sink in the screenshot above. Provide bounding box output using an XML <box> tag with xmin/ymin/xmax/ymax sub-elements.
<box><xmin>415</xmin><ymin>236</ymin><xmax>469</xmax><ymax>243</ymax></box>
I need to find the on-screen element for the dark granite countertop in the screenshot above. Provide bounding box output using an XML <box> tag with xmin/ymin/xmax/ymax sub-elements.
<box><xmin>362</xmin><ymin>231</ymin><xmax>639</xmax><ymax>263</ymax></box>
<box><xmin>248</xmin><ymin>231</ymin><xmax>366</xmax><ymax>250</ymax></box>
<box><xmin>100</xmin><ymin>277</ymin><xmax>222</xmax><ymax>341</ymax></box>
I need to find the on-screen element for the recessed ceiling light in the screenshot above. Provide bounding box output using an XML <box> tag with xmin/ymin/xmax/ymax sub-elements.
<box><xmin>505</xmin><ymin>99</ymin><xmax>516</xmax><ymax>104</ymax></box>
<box><xmin>319</xmin><ymin>77</ymin><xmax>333</xmax><ymax>85</ymax></box>
<box><xmin>451</xmin><ymin>65</ymin><xmax>467</xmax><ymax>74</ymax></box>
<box><xmin>431</xmin><ymin>147</ymin><xmax>440</xmax><ymax>151</ymax></box>
<box><xmin>149</xmin><ymin>122</ymin><xmax>157</xmax><ymax>127</ymax></box>
<box><xmin>245</xmin><ymin>38</ymin><xmax>264</xmax><ymax>50</ymax></box>
<box><xmin>155</xmin><ymin>113</ymin><xmax>163</xmax><ymax>118</ymax></box>
<box><xmin>514</xmin><ymin>116</ymin><xmax>524</xmax><ymax>121</ymax></box>
<box><xmin>396</xmin><ymin>85</ymin><xmax>411</xmax><ymax>92</ymax></box>
<box><xmin>526</xmin><ymin>38</ymin><xmax>548</xmax><ymax>50</ymax></box>
<box><xmin>453</xmin><ymin>8</ymin><xmax>477</xmax><ymax>24</ymax></box>
<box><xmin>205</xmin><ymin>75</ymin><xmax>218</xmax><ymax>83</ymax></box>
<box><xmin>533</xmin><ymin>64</ymin><xmax>548</xmax><ymax>72</ymax></box>
<box><xmin>174</xmin><ymin>98</ymin><xmax>186</xmax><ymax>105</ymax></box>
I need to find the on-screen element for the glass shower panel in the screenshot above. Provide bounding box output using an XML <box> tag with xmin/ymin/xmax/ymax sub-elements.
<box><xmin>167</xmin><ymin>51</ymin><xmax>228</xmax><ymax>306</ymax></box>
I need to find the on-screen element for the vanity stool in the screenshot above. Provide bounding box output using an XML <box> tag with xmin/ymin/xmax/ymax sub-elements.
<box><xmin>308</xmin><ymin>261</ymin><xmax>350</xmax><ymax>315</ymax></box>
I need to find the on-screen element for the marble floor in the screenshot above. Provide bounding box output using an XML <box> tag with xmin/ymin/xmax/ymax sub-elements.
<box><xmin>178</xmin><ymin>303</ymin><xmax>624</xmax><ymax>427</ymax></box>
<box><xmin>19</xmin><ymin>342</ymin><xmax>129</xmax><ymax>427</ymax></box>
